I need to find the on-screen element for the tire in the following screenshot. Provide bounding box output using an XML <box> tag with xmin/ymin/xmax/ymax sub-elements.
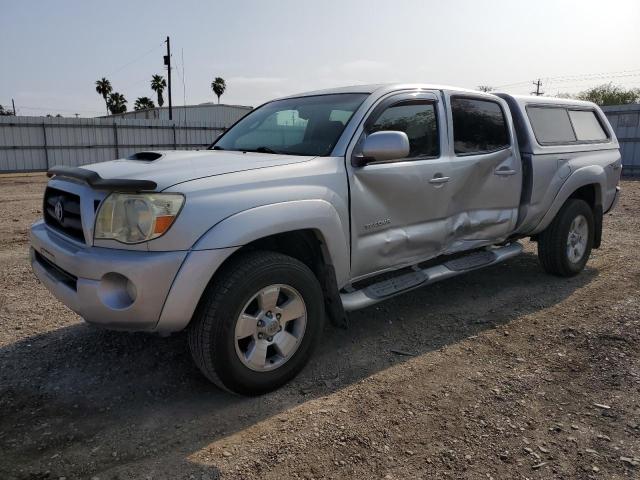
<box><xmin>537</xmin><ymin>199</ymin><xmax>594</xmax><ymax>277</ymax></box>
<box><xmin>188</xmin><ymin>250</ymin><xmax>325</xmax><ymax>395</ymax></box>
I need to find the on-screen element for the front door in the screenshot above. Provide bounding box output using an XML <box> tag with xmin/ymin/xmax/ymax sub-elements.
<box><xmin>347</xmin><ymin>91</ymin><xmax>453</xmax><ymax>280</ymax></box>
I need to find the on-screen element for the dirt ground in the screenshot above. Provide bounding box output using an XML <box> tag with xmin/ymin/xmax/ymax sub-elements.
<box><xmin>0</xmin><ymin>174</ymin><xmax>639</xmax><ymax>480</ymax></box>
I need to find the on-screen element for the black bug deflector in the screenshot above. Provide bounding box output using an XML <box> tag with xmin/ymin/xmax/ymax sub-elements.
<box><xmin>47</xmin><ymin>166</ymin><xmax>158</xmax><ymax>192</ymax></box>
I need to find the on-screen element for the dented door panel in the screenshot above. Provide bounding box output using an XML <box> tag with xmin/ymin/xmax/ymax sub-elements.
<box><xmin>347</xmin><ymin>90</ymin><xmax>452</xmax><ymax>280</ymax></box>
<box><xmin>349</xmin><ymin>157</ymin><xmax>452</xmax><ymax>278</ymax></box>
<box><xmin>445</xmin><ymin>147</ymin><xmax>521</xmax><ymax>251</ymax></box>
<box><xmin>443</xmin><ymin>93</ymin><xmax>523</xmax><ymax>250</ymax></box>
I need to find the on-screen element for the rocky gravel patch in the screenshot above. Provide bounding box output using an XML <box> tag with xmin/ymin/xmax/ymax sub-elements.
<box><xmin>0</xmin><ymin>175</ymin><xmax>638</xmax><ymax>479</ymax></box>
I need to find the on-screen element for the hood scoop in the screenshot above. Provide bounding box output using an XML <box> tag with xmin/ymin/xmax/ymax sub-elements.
<box><xmin>127</xmin><ymin>151</ymin><xmax>163</xmax><ymax>161</ymax></box>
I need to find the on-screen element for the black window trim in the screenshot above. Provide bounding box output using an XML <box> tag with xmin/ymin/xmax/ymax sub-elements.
<box><xmin>362</xmin><ymin>97</ymin><xmax>441</xmax><ymax>164</ymax></box>
<box><xmin>525</xmin><ymin>104</ymin><xmax>611</xmax><ymax>147</ymax></box>
<box><xmin>450</xmin><ymin>94</ymin><xmax>512</xmax><ymax>157</ymax></box>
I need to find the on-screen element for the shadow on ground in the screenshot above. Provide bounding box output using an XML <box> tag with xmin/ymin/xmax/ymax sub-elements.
<box><xmin>0</xmin><ymin>251</ymin><xmax>596</xmax><ymax>479</ymax></box>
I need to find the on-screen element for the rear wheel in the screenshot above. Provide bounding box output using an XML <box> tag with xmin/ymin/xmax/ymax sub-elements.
<box><xmin>188</xmin><ymin>251</ymin><xmax>325</xmax><ymax>395</ymax></box>
<box><xmin>537</xmin><ymin>199</ymin><xmax>594</xmax><ymax>277</ymax></box>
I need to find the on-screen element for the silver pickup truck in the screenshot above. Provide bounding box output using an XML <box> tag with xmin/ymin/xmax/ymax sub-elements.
<box><xmin>30</xmin><ymin>84</ymin><xmax>621</xmax><ymax>394</ymax></box>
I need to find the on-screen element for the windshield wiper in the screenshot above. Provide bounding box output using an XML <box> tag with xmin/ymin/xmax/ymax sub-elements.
<box><xmin>243</xmin><ymin>146</ymin><xmax>280</xmax><ymax>154</ymax></box>
<box><xmin>212</xmin><ymin>145</ymin><xmax>225</xmax><ymax>150</ymax></box>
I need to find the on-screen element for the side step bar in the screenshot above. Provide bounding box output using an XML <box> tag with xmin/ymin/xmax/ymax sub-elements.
<box><xmin>340</xmin><ymin>242</ymin><xmax>523</xmax><ymax>311</ymax></box>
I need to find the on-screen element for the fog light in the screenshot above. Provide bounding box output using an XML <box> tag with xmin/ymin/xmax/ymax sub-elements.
<box><xmin>97</xmin><ymin>273</ymin><xmax>136</xmax><ymax>310</ymax></box>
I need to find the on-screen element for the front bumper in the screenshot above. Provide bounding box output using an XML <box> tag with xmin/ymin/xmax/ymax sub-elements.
<box><xmin>30</xmin><ymin>220</ymin><xmax>187</xmax><ymax>331</ymax></box>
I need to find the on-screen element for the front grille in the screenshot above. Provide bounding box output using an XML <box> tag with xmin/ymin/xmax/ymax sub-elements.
<box><xmin>43</xmin><ymin>187</ymin><xmax>85</xmax><ymax>242</ymax></box>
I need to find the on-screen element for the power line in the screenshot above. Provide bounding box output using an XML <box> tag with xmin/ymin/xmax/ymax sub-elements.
<box><xmin>172</xmin><ymin>51</ymin><xmax>188</xmax><ymax>123</ymax></box>
<box><xmin>547</xmin><ymin>68</ymin><xmax>640</xmax><ymax>83</ymax></box>
<box><xmin>105</xmin><ymin>41</ymin><xmax>165</xmax><ymax>78</ymax></box>
<box><xmin>7</xmin><ymin>105</ymin><xmax>104</xmax><ymax>114</ymax></box>
<box><xmin>494</xmin><ymin>67</ymin><xmax>640</xmax><ymax>90</ymax></box>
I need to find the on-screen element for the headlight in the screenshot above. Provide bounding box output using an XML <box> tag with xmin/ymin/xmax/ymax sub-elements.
<box><xmin>95</xmin><ymin>193</ymin><xmax>184</xmax><ymax>244</ymax></box>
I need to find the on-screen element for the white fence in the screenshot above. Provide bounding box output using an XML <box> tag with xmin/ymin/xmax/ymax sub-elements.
<box><xmin>0</xmin><ymin>116</ymin><xmax>228</xmax><ymax>173</ymax></box>
<box><xmin>4</xmin><ymin>107</ymin><xmax>638</xmax><ymax>175</ymax></box>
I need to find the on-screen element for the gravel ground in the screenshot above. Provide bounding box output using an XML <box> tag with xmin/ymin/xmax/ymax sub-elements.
<box><xmin>0</xmin><ymin>174</ymin><xmax>639</xmax><ymax>480</ymax></box>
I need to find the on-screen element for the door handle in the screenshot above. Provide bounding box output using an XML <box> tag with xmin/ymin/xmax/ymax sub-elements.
<box><xmin>494</xmin><ymin>168</ymin><xmax>517</xmax><ymax>176</ymax></box>
<box><xmin>429</xmin><ymin>176</ymin><xmax>450</xmax><ymax>184</ymax></box>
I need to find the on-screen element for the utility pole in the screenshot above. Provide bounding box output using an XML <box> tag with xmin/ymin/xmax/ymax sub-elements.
<box><xmin>164</xmin><ymin>36</ymin><xmax>173</xmax><ymax>120</ymax></box>
<box><xmin>531</xmin><ymin>79</ymin><xmax>544</xmax><ymax>96</ymax></box>
<box><xmin>12</xmin><ymin>98</ymin><xmax>16</xmax><ymax>115</ymax></box>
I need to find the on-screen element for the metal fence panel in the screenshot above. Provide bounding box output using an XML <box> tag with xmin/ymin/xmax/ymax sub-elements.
<box><xmin>6</xmin><ymin>106</ymin><xmax>635</xmax><ymax>175</ymax></box>
<box><xmin>0</xmin><ymin>116</ymin><xmax>226</xmax><ymax>173</ymax></box>
<box><xmin>602</xmin><ymin>105</ymin><xmax>640</xmax><ymax>176</ymax></box>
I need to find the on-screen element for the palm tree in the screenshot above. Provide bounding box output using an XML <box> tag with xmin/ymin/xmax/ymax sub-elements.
<box><xmin>211</xmin><ymin>77</ymin><xmax>226</xmax><ymax>104</ymax></box>
<box><xmin>150</xmin><ymin>75</ymin><xmax>167</xmax><ymax>107</ymax></box>
<box><xmin>95</xmin><ymin>78</ymin><xmax>113</xmax><ymax>115</ymax></box>
<box><xmin>134</xmin><ymin>97</ymin><xmax>155</xmax><ymax>111</ymax></box>
<box><xmin>0</xmin><ymin>105</ymin><xmax>15</xmax><ymax>116</ymax></box>
<box><xmin>107</xmin><ymin>92</ymin><xmax>127</xmax><ymax>114</ymax></box>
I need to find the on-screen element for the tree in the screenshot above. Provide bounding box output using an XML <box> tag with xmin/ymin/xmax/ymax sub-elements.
<box><xmin>107</xmin><ymin>92</ymin><xmax>127</xmax><ymax>114</ymax></box>
<box><xmin>151</xmin><ymin>74</ymin><xmax>167</xmax><ymax>107</ymax></box>
<box><xmin>134</xmin><ymin>97</ymin><xmax>155</xmax><ymax>111</ymax></box>
<box><xmin>211</xmin><ymin>77</ymin><xmax>226</xmax><ymax>104</ymax></box>
<box><xmin>575</xmin><ymin>83</ymin><xmax>640</xmax><ymax>106</ymax></box>
<box><xmin>0</xmin><ymin>105</ymin><xmax>15</xmax><ymax>116</ymax></box>
<box><xmin>477</xmin><ymin>85</ymin><xmax>494</xmax><ymax>92</ymax></box>
<box><xmin>95</xmin><ymin>78</ymin><xmax>113</xmax><ymax>115</ymax></box>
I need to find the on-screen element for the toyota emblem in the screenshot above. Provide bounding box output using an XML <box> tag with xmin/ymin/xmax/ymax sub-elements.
<box><xmin>54</xmin><ymin>200</ymin><xmax>64</xmax><ymax>223</ymax></box>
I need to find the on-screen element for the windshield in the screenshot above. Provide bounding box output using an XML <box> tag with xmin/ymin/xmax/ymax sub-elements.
<box><xmin>211</xmin><ymin>93</ymin><xmax>368</xmax><ymax>156</ymax></box>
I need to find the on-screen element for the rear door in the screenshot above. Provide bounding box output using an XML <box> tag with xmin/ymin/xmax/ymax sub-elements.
<box><xmin>347</xmin><ymin>91</ymin><xmax>453</xmax><ymax>279</ymax></box>
<box><xmin>443</xmin><ymin>94</ymin><xmax>522</xmax><ymax>252</ymax></box>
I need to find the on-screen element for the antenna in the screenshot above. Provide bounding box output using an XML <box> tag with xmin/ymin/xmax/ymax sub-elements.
<box><xmin>182</xmin><ymin>48</ymin><xmax>186</xmax><ymax>124</ymax></box>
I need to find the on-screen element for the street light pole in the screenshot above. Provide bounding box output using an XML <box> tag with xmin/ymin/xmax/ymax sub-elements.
<box><xmin>164</xmin><ymin>36</ymin><xmax>173</xmax><ymax>120</ymax></box>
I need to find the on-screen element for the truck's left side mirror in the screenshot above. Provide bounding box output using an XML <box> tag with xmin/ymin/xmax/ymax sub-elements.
<box><xmin>352</xmin><ymin>131</ymin><xmax>410</xmax><ymax>167</ymax></box>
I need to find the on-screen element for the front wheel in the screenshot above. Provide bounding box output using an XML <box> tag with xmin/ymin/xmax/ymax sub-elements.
<box><xmin>537</xmin><ymin>199</ymin><xmax>594</xmax><ymax>277</ymax></box>
<box><xmin>188</xmin><ymin>251</ymin><xmax>325</xmax><ymax>395</ymax></box>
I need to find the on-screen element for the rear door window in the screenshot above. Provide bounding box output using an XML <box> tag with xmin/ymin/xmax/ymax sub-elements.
<box><xmin>526</xmin><ymin>107</ymin><xmax>576</xmax><ymax>144</ymax></box>
<box><xmin>568</xmin><ymin>110</ymin><xmax>608</xmax><ymax>141</ymax></box>
<box><xmin>451</xmin><ymin>98</ymin><xmax>510</xmax><ymax>155</ymax></box>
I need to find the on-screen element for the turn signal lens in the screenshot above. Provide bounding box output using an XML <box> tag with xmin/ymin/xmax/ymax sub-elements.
<box><xmin>153</xmin><ymin>215</ymin><xmax>177</xmax><ymax>235</ymax></box>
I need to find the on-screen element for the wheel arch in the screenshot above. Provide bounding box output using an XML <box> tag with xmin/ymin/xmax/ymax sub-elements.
<box><xmin>192</xmin><ymin>199</ymin><xmax>350</xmax><ymax>283</ymax></box>
<box><xmin>202</xmin><ymin>226</ymin><xmax>349</xmax><ymax>330</ymax></box>
<box><xmin>531</xmin><ymin>166</ymin><xmax>605</xmax><ymax>237</ymax></box>
<box><xmin>156</xmin><ymin>200</ymin><xmax>350</xmax><ymax>333</ymax></box>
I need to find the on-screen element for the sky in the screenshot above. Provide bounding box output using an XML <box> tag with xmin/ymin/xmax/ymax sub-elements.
<box><xmin>1</xmin><ymin>0</ymin><xmax>639</xmax><ymax>117</ymax></box>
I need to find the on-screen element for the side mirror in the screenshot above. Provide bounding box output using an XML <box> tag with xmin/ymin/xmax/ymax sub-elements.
<box><xmin>353</xmin><ymin>131</ymin><xmax>410</xmax><ymax>167</ymax></box>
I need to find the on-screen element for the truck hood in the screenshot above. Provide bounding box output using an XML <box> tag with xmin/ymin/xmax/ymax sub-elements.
<box><xmin>83</xmin><ymin>150</ymin><xmax>315</xmax><ymax>191</ymax></box>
